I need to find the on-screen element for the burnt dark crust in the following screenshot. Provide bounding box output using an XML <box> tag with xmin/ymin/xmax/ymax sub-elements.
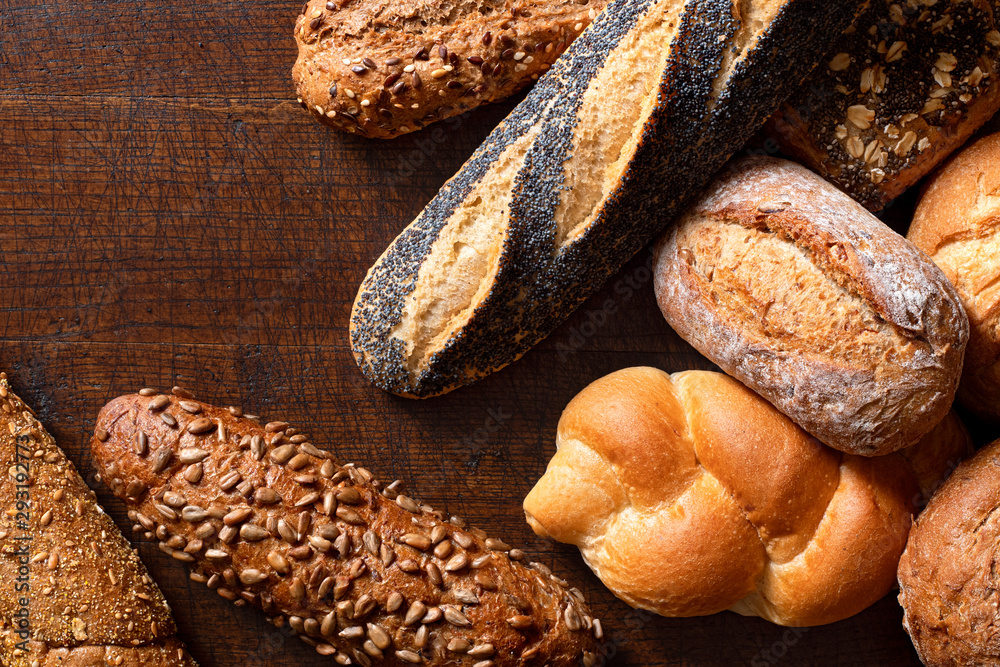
<box><xmin>351</xmin><ymin>0</ymin><xmax>870</xmax><ymax>398</ymax></box>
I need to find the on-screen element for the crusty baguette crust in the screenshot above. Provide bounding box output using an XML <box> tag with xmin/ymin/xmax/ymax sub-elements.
<box><xmin>0</xmin><ymin>375</ymin><xmax>196</xmax><ymax>667</ymax></box>
<box><xmin>90</xmin><ymin>388</ymin><xmax>601</xmax><ymax>667</ymax></box>
<box><xmin>898</xmin><ymin>438</ymin><xmax>1000</xmax><ymax>667</ymax></box>
<box><xmin>653</xmin><ymin>156</ymin><xmax>968</xmax><ymax>457</ymax></box>
<box><xmin>767</xmin><ymin>0</ymin><xmax>1000</xmax><ymax>211</ymax></box>
<box><xmin>293</xmin><ymin>0</ymin><xmax>608</xmax><ymax>139</ymax></box>
<box><xmin>350</xmin><ymin>0</ymin><xmax>869</xmax><ymax>398</ymax></box>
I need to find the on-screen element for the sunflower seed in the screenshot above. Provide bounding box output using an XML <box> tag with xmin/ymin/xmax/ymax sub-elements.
<box><xmin>367</xmin><ymin>623</ymin><xmax>391</xmax><ymax>649</ymax></box>
<box><xmin>178</xmin><ymin>448</ymin><xmax>208</xmax><ymax>464</ymax></box>
<box><xmin>187</xmin><ymin>418</ymin><xmax>215</xmax><ymax>435</ymax></box>
<box><xmin>403</xmin><ymin>601</ymin><xmax>426</xmax><ymax>626</ymax></box>
<box><xmin>508</xmin><ymin>615</ymin><xmax>532</xmax><ymax>629</ymax></box>
<box><xmin>219</xmin><ymin>471</ymin><xmax>241</xmax><ymax>491</ymax></box>
<box><xmin>363</xmin><ymin>640</ymin><xmax>383</xmax><ymax>658</ymax></box>
<box><xmin>288</xmin><ymin>453</ymin><xmax>311</xmax><ymax>470</ymax></box>
<box><xmin>309</xmin><ymin>535</ymin><xmax>332</xmax><ymax>552</ymax></box>
<box><xmin>453</xmin><ymin>532</ymin><xmax>473</xmax><ymax>549</ymax></box>
<box><xmin>395</xmin><ymin>495</ymin><xmax>419</xmax><ymax>513</ymax></box>
<box><xmin>139</xmin><ymin>388</ymin><xmax>158</xmax><ymax>396</ymax></box>
<box><xmin>320</xmin><ymin>611</ymin><xmax>337</xmax><ymax>636</ymax></box>
<box><xmin>336</xmin><ymin>507</ymin><xmax>364</xmax><ymax>525</ymax></box>
<box><xmin>396</xmin><ymin>650</ymin><xmax>422</xmax><ymax>664</ymax></box>
<box><xmin>333</xmin><ymin>576</ymin><xmax>351</xmax><ymax>599</ymax></box>
<box><xmin>154</xmin><ymin>503</ymin><xmax>177</xmax><ymax>521</ymax></box>
<box><xmin>398</xmin><ymin>559</ymin><xmax>419</xmax><ymax>574</ymax></box>
<box><xmin>163</xmin><ymin>491</ymin><xmax>186</xmax><ymax>507</ymax></box>
<box><xmin>265</xmin><ymin>421</ymin><xmax>290</xmax><ymax>433</ymax></box>
<box><xmin>205</xmin><ymin>549</ymin><xmax>230</xmax><ymax>562</ymax></box>
<box><xmin>289</xmin><ymin>577</ymin><xmax>306</xmax><ymax>600</ymax></box>
<box><xmin>183</xmin><ymin>463</ymin><xmax>204</xmax><ymax>484</ymax></box>
<box><xmin>386</xmin><ymin>591</ymin><xmax>403</xmax><ymax>613</ymax></box>
<box><xmin>223</xmin><ymin>507</ymin><xmax>253</xmax><ymax>526</ymax></box>
<box><xmin>443</xmin><ymin>606</ymin><xmax>470</xmax><ymax>627</ymax></box>
<box><xmin>484</xmin><ymin>538</ymin><xmax>509</xmax><ymax>552</ymax></box>
<box><xmin>319</xmin><ymin>460</ymin><xmax>336</xmax><ymax>478</ymax></box>
<box><xmin>152</xmin><ymin>447</ymin><xmax>173</xmax><ymax>473</ymax></box>
<box><xmin>125</xmin><ymin>480</ymin><xmax>147</xmax><ymax>498</ymax></box>
<box><xmin>134</xmin><ymin>432</ymin><xmax>149</xmax><ymax>456</ymax></box>
<box><xmin>182</xmin><ymin>506</ymin><xmax>208</xmax><ymax>522</ymax></box>
<box><xmin>296</xmin><ymin>492</ymin><xmax>320</xmax><ymax>508</ymax></box>
<box><xmin>266</xmin><ymin>551</ymin><xmax>290</xmax><ymax>574</ymax></box>
<box><xmin>240</xmin><ymin>523</ymin><xmax>268</xmax><ymax>541</ymax></box>
<box><xmin>380</xmin><ymin>544</ymin><xmax>395</xmax><ymax>567</ymax></box>
<box><xmin>239</xmin><ymin>569</ymin><xmax>268</xmax><ymax>585</ymax></box>
<box><xmin>564</xmin><ymin>605</ymin><xmax>582</xmax><ymax>631</ymax></box>
<box><xmin>250</xmin><ymin>435</ymin><xmax>265</xmax><ymax>460</ymax></box>
<box><xmin>433</xmin><ymin>540</ymin><xmax>452</xmax><ymax>559</ymax></box>
<box><xmin>255</xmin><ymin>488</ymin><xmax>281</xmax><ymax>505</ymax></box>
<box><xmin>335</xmin><ymin>533</ymin><xmax>351</xmax><ymax>558</ymax></box>
<box><xmin>336</xmin><ymin>488</ymin><xmax>361</xmax><ymax>504</ymax></box>
<box><xmin>362</xmin><ymin>531</ymin><xmax>379</xmax><ymax>555</ymax></box>
<box><xmin>426</xmin><ymin>563</ymin><xmax>443</xmax><ymax>586</ymax></box>
<box><xmin>270</xmin><ymin>444</ymin><xmax>297</xmax><ymax>464</ymax></box>
<box><xmin>422</xmin><ymin>607</ymin><xmax>442</xmax><ymax>624</ymax></box>
<box><xmin>340</xmin><ymin>626</ymin><xmax>364</xmax><ymax>640</ymax></box>
<box><xmin>447</xmin><ymin>638</ymin><xmax>471</xmax><ymax>652</ymax></box>
<box><xmin>318</xmin><ymin>576</ymin><xmax>335</xmax><ymax>598</ymax></box>
<box><xmin>277</xmin><ymin>519</ymin><xmax>298</xmax><ymax>543</ymax></box>
<box><xmin>453</xmin><ymin>588</ymin><xmax>479</xmax><ymax>605</ymax></box>
<box><xmin>160</xmin><ymin>412</ymin><xmax>178</xmax><ymax>427</ymax></box>
<box><xmin>444</xmin><ymin>553</ymin><xmax>468</xmax><ymax>572</ymax></box>
<box><xmin>148</xmin><ymin>395</ymin><xmax>170</xmax><ymax>411</ymax></box>
<box><xmin>399</xmin><ymin>534</ymin><xmax>431</xmax><ymax>551</ymax></box>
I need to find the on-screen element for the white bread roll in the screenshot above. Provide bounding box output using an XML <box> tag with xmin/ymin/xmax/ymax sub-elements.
<box><xmin>523</xmin><ymin>368</ymin><xmax>971</xmax><ymax>626</ymax></box>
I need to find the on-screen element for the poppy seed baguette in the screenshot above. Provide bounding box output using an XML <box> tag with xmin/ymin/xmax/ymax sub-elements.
<box><xmin>90</xmin><ymin>388</ymin><xmax>601</xmax><ymax>667</ymax></box>
<box><xmin>0</xmin><ymin>374</ymin><xmax>197</xmax><ymax>667</ymax></box>
<box><xmin>350</xmin><ymin>0</ymin><xmax>869</xmax><ymax>398</ymax></box>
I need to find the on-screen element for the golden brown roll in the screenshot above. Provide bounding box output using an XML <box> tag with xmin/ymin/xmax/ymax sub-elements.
<box><xmin>898</xmin><ymin>438</ymin><xmax>1000</xmax><ymax>666</ymax></box>
<box><xmin>0</xmin><ymin>374</ymin><xmax>197</xmax><ymax>667</ymax></box>
<box><xmin>524</xmin><ymin>368</ymin><xmax>971</xmax><ymax>627</ymax></box>
<box><xmin>908</xmin><ymin>132</ymin><xmax>1000</xmax><ymax>423</ymax></box>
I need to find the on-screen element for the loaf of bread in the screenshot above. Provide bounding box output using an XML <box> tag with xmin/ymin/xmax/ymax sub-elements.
<box><xmin>293</xmin><ymin>0</ymin><xmax>607</xmax><ymax>139</ymax></box>
<box><xmin>349</xmin><ymin>0</ymin><xmax>868</xmax><ymax>398</ymax></box>
<box><xmin>766</xmin><ymin>0</ymin><xmax>1000</xmax><ymax>211</ymax></box>
<box><xmin>523</xmin><ymin>368</ymin><xmax>972</xmax><ymax>627</ymax></box>
<box><xmin>908</xmin><ymin>132</ymin><xmax>1000</xmax><ymax>423</ymax></box>
<box><xmin>0</xmin><ymin>374</ymin><xmax>197</xmax><ymax>667</ymax></box>
<box><xmin>89</xmin><ymin>387</ymin><xmax>601</xmax><ymax>667</ymax></box>
<box><xmin>898</xmin><ymin>437</ymin><xmax>1000</xmax><ymax>666</ymax></box>
<box><xmin>654</xmin><ymin>156</ymin><xmax>968</xmax><ymax>456</ymax></box>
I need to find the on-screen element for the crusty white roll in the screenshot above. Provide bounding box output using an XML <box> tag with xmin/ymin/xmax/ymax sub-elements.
<box><xmin>523</xmin><ymin>368</ymin><xmax>971</xmax><ymax>627</ymax></box>
<box><xmin>654</xmin><ymin>156</ymin><xmax>968</xmax><ymax>456</ymax></box>
<box><xmin>908</xmin><ymin>131</ymin><xmax>1000</xmax><ymax>423</ymax></box>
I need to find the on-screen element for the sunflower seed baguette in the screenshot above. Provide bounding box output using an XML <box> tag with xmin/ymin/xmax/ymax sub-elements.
<box><xmin>0</xmin><ymin>374</ymin><xmax>197</xmax><ymax>667</ymax></box>
<box><xmin>293</xmin><ymin>0</ymin><xmax>609</xmax><ymax>139</ymax></box>
<box><xmin>350</xmin><ymin>0</ymin><xmax>870</xmax><ymax>398</ymax></box>
<box><xmin>90</xmin><ymin>388</ymin><xmax>601</xmax><ymax>667</ymax></box>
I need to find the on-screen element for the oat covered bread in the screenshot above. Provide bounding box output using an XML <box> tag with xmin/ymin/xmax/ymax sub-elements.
<box><xmin>908</xmin><ymin>132</ymin><xmax>1000</xmax><ymax>423</ymax></box>
<box><xmin>90</xmin><ymin>387</ymin><xmax>601</xmax><ymax>667</ymax></box>
<box><xmin>523</xmin><ymin>369</ymin><xmax>972</xmax><ymax>626</ymax></box>
<box><xmin>898</xmin><ymin>437</ymin><xmax>1000</xmax><ymax>666</ymax></box>
<box><xmin>767</xmin><ymin>0</ymin><xmax>1000</xmax><ymax>211</ymax></box>
<box><xmin>293</xmin><ymin>0</ymin><xmax>608</xmax><ymax>139</ymax></box>
<box><xmin>350</xmin><ymin>0</ymin><xmax>868</xmax><ymax>398</ymax></box>
<box><xmin>0</xmin><ymin>374</ymin><xmax>197</xmax><ymax>667</ymax></box>
<box><xmin>654</xmin><ymin>156</ymin><xmax>968</xmax><ymax>456</ymax></box>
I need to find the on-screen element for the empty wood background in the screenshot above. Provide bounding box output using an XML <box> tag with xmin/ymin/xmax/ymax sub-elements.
<box><xmin>2</xmin><ymin>0</ymin><xmax>994</xmax><ymax>664</ymax></box>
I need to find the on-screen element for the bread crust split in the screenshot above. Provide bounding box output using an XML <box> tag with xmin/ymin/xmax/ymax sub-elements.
<box><xmin>898</xmin><ymin>437</ymin><xmax>1000</xmax><ymax>667</ymax></box>
<box><xmin>349</xmin><ymin>0</ymin><xmax>870</xmax><ymax>398</ymax></box>
<box><xmin>908</xmin><ymin>131</ymin><xmax>1000</xmax><ymax>423</ymax></box>
<box><xmin>90</xmin><ymin>387</ymin><xmax>601</xmax><ymax>667</ymax></box>
<box><xmin>524</xmin><ymin>368</ymin><xmax>972</xmax><ymax>627</ymax></box>
<box><xmin>767</xmin><ymin>0</ymin><xmax>1000</xmax><ymax>212</ymax></box>
<box><xmin>0</xmin><ymin>374</ymin><xmax>197</xmax><ymax>667</ymax></box>
<box><xmin>293</xmin><ymin>0</ymin><xmax>609</xmax><ymax>139</ymax></box>
<box><xmin>654</xmin><ymin>156</ymin><xmax>968</xmax><ymax>456</ymax></box>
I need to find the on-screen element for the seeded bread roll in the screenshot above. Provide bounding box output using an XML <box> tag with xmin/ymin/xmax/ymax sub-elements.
<box><xmin>898</xmin><ymin>437</ymin><xmax>1000</xmax><ymax>666</ymax></box>
<box><xmin>908</xmin><ymin>132</ymin><xmax>1000</xmax><ymax>423</ymax></box>
<box><xmin>766</xmin><ymin>0</ymin><xmax>1000</xmax><ymax>211</ymax></box>
<box><xmin>523</xmin><ymin>369</ymin><xmax>972</xmax><ymax>626</ymax></box>
<box><xmin>89</xmin><ymin>388</ymin><xmax>601</xmax><ymax>667</ymax></box>
<box><xmin>292</xmin><ymin>0</ymin><xmax>608</xmax><ymax>139</ymax></box>
<box><xmin>0</xmin><ymin>374</ymin><xmax>197</xmax><ymax>667</ymax></box>
<box><xmin>350</xmin><ymin>0</ymin><xmax>868</xmax><ymax>398</ymax></box>
<box><xmin>654</xmin><ymin>156</ymin><xmax>968</xmax><ymax>456</ymax></box>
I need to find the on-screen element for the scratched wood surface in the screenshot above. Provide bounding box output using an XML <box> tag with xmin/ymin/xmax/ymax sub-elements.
<box><xmin>2</xmin><ymin>0</ymin><xmax>995</xmax><ymax>665</ymax></box>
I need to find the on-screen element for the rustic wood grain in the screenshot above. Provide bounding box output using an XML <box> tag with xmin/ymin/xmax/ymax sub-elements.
<box><xmin>2</xmin><ymin>0</ymin><xmax>988</xmax><ymax>664</ymax></box>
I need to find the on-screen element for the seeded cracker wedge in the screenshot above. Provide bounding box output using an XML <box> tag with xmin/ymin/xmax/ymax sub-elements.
<box><xmin>0</xmin><ymin>374</ymin><xmax>197</xmax><ymax>667</ymax></box>
<box><xmin>90</xmin><ymin>387</ymin><xmax>601</xmax><ymax>667</ymax></box>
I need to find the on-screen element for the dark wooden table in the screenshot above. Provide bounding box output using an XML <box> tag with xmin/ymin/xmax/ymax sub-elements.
<box><xmin>3</xmin><ymin>1</ymin><xmax>984</xmax><ymax>664</ymax></box>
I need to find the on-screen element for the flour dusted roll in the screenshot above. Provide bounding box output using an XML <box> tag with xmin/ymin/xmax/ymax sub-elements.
<box><xmin>654</xmin><ymin>156</ymin><xmax>968</xmax><ymax>456</ymax></box>
<box><xmin>524</xmin><ymin>368</ymin><xmax>972</xmax><ymax>626</ymax></box>
<box><xmin>350</xmin><ymin>0</ymin><xmax>868</xmax><ymax>398</ymax></box>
